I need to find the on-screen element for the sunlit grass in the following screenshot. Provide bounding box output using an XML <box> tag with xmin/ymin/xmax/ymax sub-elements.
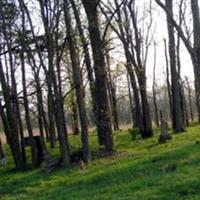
<box><xmin>0</xmin><ymin>124</ymin><xmax>200</xmax><ymax>200</ymax></box>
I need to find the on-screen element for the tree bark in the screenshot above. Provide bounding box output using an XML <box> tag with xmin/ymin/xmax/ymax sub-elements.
<box><xmin>191</xmin><ymin>0</ymin><xmax>200</xmax><ymax>122</ymax></box>
<box><xmin>185</xmin><ymin>77</ymin><xmax>194</xmax><ymax>122</ymax></box>
<box><xmin>20</xmin><ymin>11</ymin><xmax>38</xmax><ymax>166</ymax></box>
<box><xmin>106</xmin><ymin>53</ymin><xmax>119</xmax><ymax>131</ymax></box>
<box><xmin>164</xmin><ymin>39</ymin><xmax>173</xmax><ymax>122</ymax></box>
<box><xmin>37</xmin><ymin>0</ymin><xmax>70</xmax><ymax>165</ymax></box>
<box><xmin>155</xmin><ymin>0</ymin><xmax>200</xmax><ymax>122</ymax></box>
<box><xmin>64</xmin><ymin>0</ymin><xmax>91</xmax><ymax>162</ymax></box>
<box><xmin>165</xmin><ymin>0</ymin><xmax>185</xmax><ymax>132</ymax></box>
<box><xmin>0</xmin><ymin>60</ymin><xmax>23</xmax><ymax>168</ymax></box>
<box><xmin>81</xmin><ymin>0</ymin><xmax>113</xmax><ymax>152</ymax></box>
<box><xmin>152</xmin><ymin>42</ymin><xmax>159</xmax><ymax>128</ymax></box>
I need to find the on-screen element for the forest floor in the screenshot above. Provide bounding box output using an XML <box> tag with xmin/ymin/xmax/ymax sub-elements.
<box><xmin>0</xmin><ymin>123</ymin><xmax>200</xmax><ymax>200</ymax></box>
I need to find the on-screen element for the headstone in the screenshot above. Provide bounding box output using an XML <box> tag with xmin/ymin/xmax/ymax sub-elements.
<box><xmin>159</xmin><ymin>111</ymin><xmax>172</xmax><ymax>143</ymax></box>
<box><xmin>80</xmin><ymin>160</ymin><xmax>85</xmax><ymax>171</ymax></box>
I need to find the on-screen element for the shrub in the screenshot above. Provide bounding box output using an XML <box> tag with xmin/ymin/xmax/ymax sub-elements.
<box><xmin>128</xmin><ymin>128</ymin><xmax>140</xmax><ymax>140</ymax></box>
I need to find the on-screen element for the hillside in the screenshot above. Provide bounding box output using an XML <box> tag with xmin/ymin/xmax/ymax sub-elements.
<box><xmin>0</xmin><ymin>124</ymin><xmax>200</xmax><ymax>200</ymax></box>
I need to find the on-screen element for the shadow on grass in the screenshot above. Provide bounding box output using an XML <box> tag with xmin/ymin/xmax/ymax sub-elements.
<box><xmin>1</xmin><ymin>142</ymin><xmax>198</xmax><ymax>200</ymax></box>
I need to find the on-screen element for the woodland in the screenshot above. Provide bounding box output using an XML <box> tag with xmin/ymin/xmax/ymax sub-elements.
<box><xmin>0</xmin><ymin>0</ymin><xmax>200</xmax><ymax>199</ymax></box>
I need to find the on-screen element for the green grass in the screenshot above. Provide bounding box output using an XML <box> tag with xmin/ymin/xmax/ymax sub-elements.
<box><xmin>0</xmin><ymin>124</ymin><xmax>200</xmax><ymax>200</ymax></box>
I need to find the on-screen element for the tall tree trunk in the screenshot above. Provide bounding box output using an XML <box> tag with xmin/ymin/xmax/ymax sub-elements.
<box><xmin>47</xmin><ymin>91</ymin><xmax>56</xmax><ymax>148</ymax></box>
<box><xmin>16</xmin><ymin>105</ymin><xmax>26</xmax><ymax>164</ymax></box>
<box><xmin>110</xmin><ymin>83</ymin><xmax>119</xmax><ymax>131</ymax></box>
<box><xmin>69</xmin><ymin>0</ymin><xmax>100</xmax><ymax>140</ymax></box>
<box><xmin>128</xmin><ymin>0</ymin><xmax>153</xmax><ymax>138</ymax></box>
<box><xmin>65</xmin><ymin>63</ymin><xmax>80</xmax><ymax>136</ymax></box>
<box><xmin>0</xmin><ymin>3</ymin><xmax>24</xmax><ymax>168</ymax></box>
<box><xmin>20</xmin><ymin>11</ymin><xmax>38</xmax><ymax>166</ymax></box>
<box><xmin>20</xmin><ymin>51</ymin><xmax>38</xmax><ymax>167</ymax></box>
<box><xmin>36</xmin><ymin>82</ymin><xmax>45</xmax><ymax>141</ymax></box>
<box><xmin>165</xmin><ymin>0</ymin><xmax>185</xmax><ymax>132</ymax></box>
<box><xmin>125</xmin><ymin>57</ymin><xmax>144</xmax><ymax>133</ymax></box>
<box><xmin>0</xmin><ymin>61</ymin><xmax>23</xmax><ymax>168</ymax></box>
<box><xmin>64</xmin><ymin>0</ymin><xmax>91</xmax><ymax>162</ymax></box>
<box><xmin>26</xmin><ymin>43</ymin><xmax>50</xmax><ymax>142</ymax></box>
<box><xmin>185</xmin><ymin>77</ymin><xmax>194</xmax><ymax>121</ymax></box>
<box><xmin>137</xmin><ymin>74</ymin><xmax>153</xmax><ymax>138</ymax></box>
<box><xmin>127</xmin><ymin>73</ymin><xmax>136</xmax><ymax>126</ymax></box>
<box><xmin>164</xmin><ymin>39</ymin><xmax>173</xmax><ymax>122</ymax></box>
<box><xmin>152</xmin><ymin>42</ymin><xmax>159</xmax><ymax>128</ymax></box>
<box><xmin>155</xmin><ymin>0</ymin><xmax>200</xmax><ymax>123</ymax></box>
<box><xmin>191</xmin><ymin>0</ymin><xmax>200</xmax><ymax>122</ymax></box>
<box><xmin>81</xmin><ymin>0</ymin><xmax>113</xmax><ymax>152</ymax></box>
<box><xmin>180</xmin><ymin>81</ymin><xmax>189</xmax><ymax>126</ymax></box>
<box><xmin>106</xmin><ymin>53</ymin><xmax>119</xmax><ymax>131</ymax></box>
<box><xmin>71</xmin><ymin>95</ymin><xmax>80</xmax><ymax>136</ymax></box>
<box><xmin>37</xmin><ymin>0</ymin><xmax>70</xmax><ymax>166</ymax></box>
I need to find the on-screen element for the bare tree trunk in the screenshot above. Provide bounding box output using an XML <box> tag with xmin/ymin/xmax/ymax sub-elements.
<box><xmin>137</xmin><ymin>75</ymin><xmax>153</xmax><ymax>138</ymax></box>
<box><xmin>165</xmin><ymin>0</ymin><xmax>185</xmax><ymax>132</ymax></box>
<box><xmin>110</xmin><ymin>83</ymin><xmax>119</xmax><ymax>131</ymax></box>
<box><xmin>20</xmin><ymin>51</ymin><xmax>38</xmax><ymax>166</ymax></box>
<box><xmin>25</xmin><ymin>42</ymin><xmax>50</xmax><ymax>142</ymax></box>
<box><xmin>106</xmin><ymin>53</ymin><xmax>119</xmax><ymax>131</ymax></box>
<box><xmin>65</xmin><ymin>63</ymin><xmax>80</xmax><ymax>136</ymax></box>
<box><xmin>180</xmin><ymin>81</ymin><xmax>189</xmax><ymax>126</ymax></box>
<box><xmin>20</xmin><ymin>11</ymin><xmax>38</xmax><ymax>166</ymax></box>
<box><xmin>191</xmin><ymin>0</ymin><xmax>200</xmax><ymax>122</ymax></box>
<box><xmin>152</xmin><ymin>42</ymin><xmax>159</xmax><ymax>128</ymax></box>
<box><xmin>126</xmin><ymin>60</ymin><xmax>144</xmax><ymax>133</ymax></box>
<box><xmin>0</xmin><ymin>60</ymin><xmax>23</xmax><ymax>168</ymax></box>
<box><xmin>71</xmin><ymin>95</ymin><xmax>80</xmax><ymax>136</ymax></box>
<box><xmin>164</xmin><ymin>39</ymin><xmax>173</xmax><ymax>122</ymax></box>
<box><xmin>37</xmin><ymin>0</ymin><xmax>70</xmax><ymax>165</ymax></box>
<box><xmin>82</xmin><ymin>0</ymin><xmax>113</xmax><ymax>152</ymax></box>
<box><xmin>36</xmin><ymin>82</ymin><xmax>45</xmax><ymax>140</ymax></box>
<box><xmin>18</xmin><ymin>0</ymin><xmax>70</xmax><ymax>165</ymax></box>
<box><xmin>0</xmin><ymin>3</ymin><xmax>24</xmax><ymax>168</ymax></box>
<box><xmin>155</xmin><ymin>0</ymin><xmax>200</xmax><ymax>122</ymax></box>
<box><xmin>185</xmin><ymin>77</ymin><xmax>194</xmax><ymax>121</ymax></box>
<box><xmin>127</xmin><ymin>73</ymin><xmax>136</xmax><ymax>126</ymax></box>
<box><xmin>16</xmin><ymin>106</ymin><xmax>26</xmax><ymax>164</ymax></box>
<box><xmin>47</xmin><ymin>92</ymin><xmax>56</xmax><ymax>148</ymax></box>
<box><xmin>69</xmin><ymin>0</ymin><xmax>100</xmax><ymax>140</ymax></box>
<box><xmin>64</xmin><ymin>0</ymin><xmax>91</xmax><ymax>162</ymax></box>
<box><xmin>176</xmin><ymin>36</ymin><xmax>188</xmax><ymax>127</ymax></box>
<box><xmin>127</xmin><ymin>0</ymin><xmax>153</xmax><ymax>138</ymax></box>
<box><xmin>37</xmin><ymin>0</ymin><xmax>57</xmax><ymax>149</ymax></box>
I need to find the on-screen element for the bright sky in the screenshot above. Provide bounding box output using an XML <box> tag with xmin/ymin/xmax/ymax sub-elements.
<box><xmin>107</xmin><ymin>0</ymin><xmax>195</xmax><ymax>90</ymax></box>
<box><xmin>146</xmin><ymin>0</ymin><xmax>194</xmax><ymax>89</ymax></box>
<box><xmin>144</xmin><ymin>0</ymin><xmax>194</xmax><ymax>87</ymax></box>
<box><xmin>1</xmin><ymin>0</ymin><xmax>196</xmax><ymax>94</ymax></box>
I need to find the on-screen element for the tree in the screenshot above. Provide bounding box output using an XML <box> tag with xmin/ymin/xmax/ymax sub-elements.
<box><xmin>0</xmin><ymin>1</ymin><xmax>25</xmax><ymax>168</ymax></box>
<box><xmin>165</xmin><ymin>0</ymin><xmax>185</xmax><ymax>132</ymax></box>
<box><xmin>155</xmin><ymin>0</ymin><xmax>200</xmax><ymax>123</ymax></box>
<box><xmin>185</xmin><ymin>76</ymin><xmax>194</xmax><ymax>122</ymax></box>
<box><xmin>19</xmin><ymin>0</ymin><xmax>70</xmax><ymax>166</ymax></box>
<box><xmin>101</xmin><ymin>0</ymin><xmax>153</xmax><ymax>138</ymax></box>
<box><xmin>152</xmin><ymin>42</ymin><xmax>159</xmax><ymax>128</ymax></box>
<box><xmin>18</xmin><ymin>8</ymin><xmax>37</xmax><ymax>166</ymax></box>
<box><xmin>63</xmin><ymin>0</ymin><xmax>91</xmax><ymax>162</ymax></box>
<box><xmin>81</xmin><ymin>0</ymin><xmax>114</xmax><ymax>152</ymax></box>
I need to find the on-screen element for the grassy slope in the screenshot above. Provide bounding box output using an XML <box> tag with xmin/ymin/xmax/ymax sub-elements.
<box><xmin>0</xmin><ymin>124</ymin><xmax>200</xmax><ymax>200</ymax></box>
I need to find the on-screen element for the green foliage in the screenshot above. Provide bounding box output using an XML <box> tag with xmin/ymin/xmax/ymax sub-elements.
<box><xmin>128</xmin><ymin>128</ymin><xmax>140</xmax><ymax>140</ymax></box>
<box><xmin>0</xmin><ymin>124</ymin><xmax>200</xmax><ymax>200</ymax></box>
